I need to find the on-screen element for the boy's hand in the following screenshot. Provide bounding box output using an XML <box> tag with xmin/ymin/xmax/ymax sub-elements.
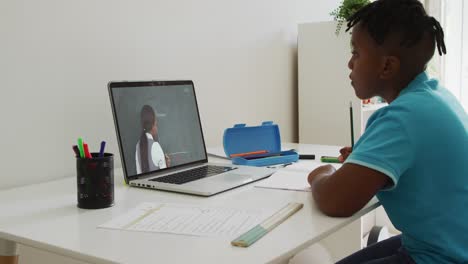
<box><xmin>338</xmin><ymin>146</ymin><xmax>352</xmax><ymax>163</ymax></box>
<box><xmin>308</xmin><ymin>164</ymin><xmax>336</xmax><ymax>185</ymax></box>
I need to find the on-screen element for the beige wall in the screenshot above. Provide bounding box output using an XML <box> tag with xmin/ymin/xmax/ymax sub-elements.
<box><xmin>0</xmin><ymin>0</ymin><xmax>339</xmax><ymax>190</ymax></box>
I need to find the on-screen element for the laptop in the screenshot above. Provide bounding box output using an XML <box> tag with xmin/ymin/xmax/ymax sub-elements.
<box><xmin>108</xmin><ymin>80</ymin><xmax>274</xmax><ymax>196</ymax></box>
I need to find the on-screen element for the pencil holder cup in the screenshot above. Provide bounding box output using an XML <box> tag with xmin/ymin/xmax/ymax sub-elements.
<box><xmin>76</xmin><ymin>153</ymin><xmax>114</xmax><ymax>209</ymax></box>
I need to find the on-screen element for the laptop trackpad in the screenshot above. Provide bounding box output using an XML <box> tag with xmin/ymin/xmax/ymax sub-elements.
<box><xmin>222</xmin><ymin>173</ymin><xmax>254</xmax><ymax>183</ymax></box>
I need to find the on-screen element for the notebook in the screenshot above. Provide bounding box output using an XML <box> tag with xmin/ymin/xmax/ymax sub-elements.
<box><xmin>108</xmin><ymin>80</ymin><xmax>274</xmax><ymax>196</ymax></box>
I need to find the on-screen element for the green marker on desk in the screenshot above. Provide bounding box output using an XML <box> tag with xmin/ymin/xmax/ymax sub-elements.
<box><xmin>320</xmin><ymin>156</ymin><xmax>340</xmax><ymax>163</ymax></box>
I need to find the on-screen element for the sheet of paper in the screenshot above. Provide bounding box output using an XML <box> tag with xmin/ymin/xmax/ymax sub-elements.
<box><xmin>99</xmin><ymin>203</ymin><xmax>274</xmax><ymax>237</ymax></box>
<box><xmin>255</xmin><ymin>162</ymin><xmax>342</xmax><ymax>192</ymax></box>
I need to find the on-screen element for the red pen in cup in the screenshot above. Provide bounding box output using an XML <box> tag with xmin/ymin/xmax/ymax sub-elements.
<box><xmin>83</xmin><ymin>143</ymin><xmax>92</xmax><ymax>158</ymax></box>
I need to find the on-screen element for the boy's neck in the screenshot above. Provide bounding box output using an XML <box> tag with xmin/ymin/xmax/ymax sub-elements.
<box><xmin>381</xmin><ymin>72</ymin><xmax>420</xmax><ymax>103</ymax></box>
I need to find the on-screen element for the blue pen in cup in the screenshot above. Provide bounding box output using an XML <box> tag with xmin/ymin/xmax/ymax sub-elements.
<box><xmin>99</xmin><ymin>141</ymin><xmax>106</xmax><ymax>157</ymax></box>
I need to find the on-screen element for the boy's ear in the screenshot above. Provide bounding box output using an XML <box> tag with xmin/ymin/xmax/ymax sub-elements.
<box><xmin>379</xmin><ymin>56</ymin><xmax>400</xmax><ymax>79</ymax></box>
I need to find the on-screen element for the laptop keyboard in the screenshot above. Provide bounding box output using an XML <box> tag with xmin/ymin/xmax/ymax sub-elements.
<box><xmin>150</xmin><ymin>165</ymin><xmax>237</xmax><ymax>185</ymax></box>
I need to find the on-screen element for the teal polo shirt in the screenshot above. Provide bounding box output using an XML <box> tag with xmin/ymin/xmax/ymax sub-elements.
<box><xmin>345</xmin><ymin>72</ymin><xmax>468</xmax><ymax>263</ymax></box>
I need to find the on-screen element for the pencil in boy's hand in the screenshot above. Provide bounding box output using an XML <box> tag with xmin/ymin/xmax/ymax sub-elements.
<box><xmin>349</xmin><ymin>101</ymin><xmax>355</xmax><ymax>148</ymax></box>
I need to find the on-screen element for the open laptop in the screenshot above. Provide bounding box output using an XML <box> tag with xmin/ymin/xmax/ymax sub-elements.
<box><xmin>108</xmin><ymin>80</ymin><xmax>274</xmax><ymax>196</ymax></box>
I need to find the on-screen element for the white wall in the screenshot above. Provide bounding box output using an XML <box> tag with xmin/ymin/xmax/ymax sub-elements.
<box><xmin>298</xmin><ymin>21</ymin><xmax>363</xmax><ymax>146</ymax></box>
<box><xmin>0</xmin><ymin>0</ymin><xmax>340</xmax><ymax>190</ymax></box>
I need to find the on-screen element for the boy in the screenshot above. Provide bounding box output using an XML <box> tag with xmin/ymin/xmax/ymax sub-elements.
<box><xmin>307</xmin><ymin>0</ymin><xmax>468</xmax><ymax>263</ymax></box>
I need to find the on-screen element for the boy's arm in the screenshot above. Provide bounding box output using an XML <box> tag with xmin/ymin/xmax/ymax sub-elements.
<box><xmin>308</xmin><ymin>163</ymin><xmax>390</xmax><ymax>217</ymax></box>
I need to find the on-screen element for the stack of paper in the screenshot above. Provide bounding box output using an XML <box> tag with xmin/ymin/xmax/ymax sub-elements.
<box><xmin>255</xmin><ymin>162</ymin><xmax>341</xmax><ymax>192</ymax></box>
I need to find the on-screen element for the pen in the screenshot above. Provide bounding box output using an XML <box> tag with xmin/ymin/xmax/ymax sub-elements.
<box><xmin>230</xmin><ymin>150</ymin><xmax>268</xmax><ymax>158</ymax></box>
<box><xmin>299</xmin><ymin>154</ymin><xmax>315</xmax><ymax>160</ymax></box>
<box><xmin>239</xmin><ymin>149</ymin><xmax>297</xmax><ymax>160</ymax></box>
<box><xmin>99</xmin><ymin>141</ymin><xmax>106</xmax><ymax>157</ymax></box>
<box><xmin>77</xmin><ymin>138</ymin><xmax>85</xmax><ymax>158</ymax></box>
<box><xmin>72</xmin><ymin>145</ymin><xmax>80</xmax><ymax>157</ymax></box>
<box><xmin>320</xmin><ymin>156</ymin><xmax>341</xmax><ymax>163</ymax></box>
<box><xmin>83</xmin><ymin>143</ymin><xmax>92</xmax><ymax>158</ymax></box>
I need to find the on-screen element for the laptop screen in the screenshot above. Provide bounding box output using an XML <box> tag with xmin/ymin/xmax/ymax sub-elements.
<box><xmin>109</xmin><ymin>80</ymin><xmax>208</xmax><ymax>179</ymax></box>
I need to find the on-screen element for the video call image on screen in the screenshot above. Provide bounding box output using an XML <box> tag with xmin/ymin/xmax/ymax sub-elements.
<box><xmin>111</xmin><ymin>84</ymin><xmax>207</xmax><ymax>177</ymax></box>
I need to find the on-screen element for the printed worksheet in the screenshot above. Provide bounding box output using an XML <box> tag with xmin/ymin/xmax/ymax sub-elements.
<box><xmin>99</xmin><ymin>202</ymin><xmax>274</xmax><ymax>237</ymax></box>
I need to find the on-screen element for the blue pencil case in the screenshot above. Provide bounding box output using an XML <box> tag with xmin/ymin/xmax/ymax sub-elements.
<box><xmin>223</xmin><ymin>121</ymin><xmax>299</xmax><ymax>166</ymax></box>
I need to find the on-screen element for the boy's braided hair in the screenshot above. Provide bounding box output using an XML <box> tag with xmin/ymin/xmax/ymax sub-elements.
<box><xmin>346</xmin><ymin>0</ymin><xmax>446</xmax><ymax>56</ymax></box>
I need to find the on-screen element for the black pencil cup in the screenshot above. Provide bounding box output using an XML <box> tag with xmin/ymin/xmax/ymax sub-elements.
<box><xmin>76</xmin><ymin>153</ymin><xmax>114</xmax><ymax>209</ymax></box>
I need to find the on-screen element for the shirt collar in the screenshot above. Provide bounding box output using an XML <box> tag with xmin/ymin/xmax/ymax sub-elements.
<box><xmin>399</xmin><ymin>71</ymin><xmax>430</xmax><ymax>97</ymax></box>
<box><xmin>145</xmin><ymin>133</ymin><xmax>153</xmax><ymax>140</ymax></box>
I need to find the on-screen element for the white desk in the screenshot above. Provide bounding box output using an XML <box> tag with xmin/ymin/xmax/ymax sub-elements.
<box><xmin>0</xmin><ymin>144</ymin><xmax>379</xmax><ymax>264</ymax></box>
